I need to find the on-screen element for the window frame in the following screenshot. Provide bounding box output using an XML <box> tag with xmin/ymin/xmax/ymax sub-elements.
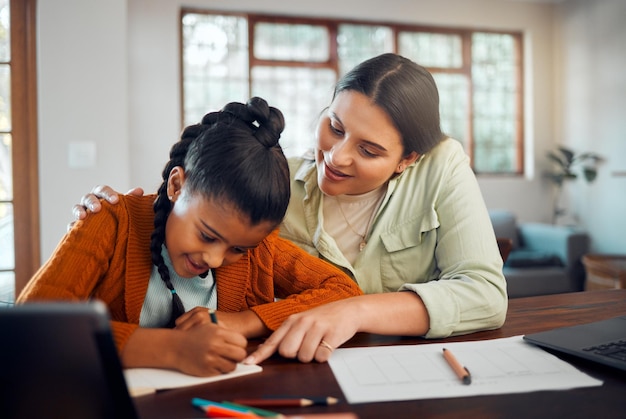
<box><xmin>9</xmin><ymin>0</ymin><xmax>40</xmax><ymax>297</ymax></box>
<box><xmin>180</xmin><ymin>9</ymin><xmax>524</xmax><ymax>175</ymax></box>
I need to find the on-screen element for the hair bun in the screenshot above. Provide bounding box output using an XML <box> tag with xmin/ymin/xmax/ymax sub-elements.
<box><xmin>246</xmin><ymin>97</ymin><xmax>285</xmax><ymax>148</ymax></box>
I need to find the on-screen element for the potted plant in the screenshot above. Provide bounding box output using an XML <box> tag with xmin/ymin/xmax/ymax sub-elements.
<box><xmin>546</xmin><ymin>146</ymin><xmax>604</xmax><ymax>224</ymax></box>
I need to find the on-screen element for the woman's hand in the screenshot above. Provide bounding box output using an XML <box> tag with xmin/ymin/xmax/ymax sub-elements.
<box><xmin>243</xmin><ymin>297</ymin><xmax>362</xmax><ymax>365</ymax></box>
<box><xmin>69</xmin><ymin>185</ymin><xmax>144</xmax><ymax>229</ymax></box>
<box><xmin>243</xmin><ymin>292</ymin><xmax>430</xmax><ymax>365</ymax></box>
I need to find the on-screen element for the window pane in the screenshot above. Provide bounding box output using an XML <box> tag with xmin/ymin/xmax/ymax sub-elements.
<box><xmin>254</xmin><ymin>23</ymin><xmax>329</xmax><ymax>62</ymax></box>
<box><xmin>338</xmin><ymin>24</ymin><xmax>393</xmax><ymax>75</ymax></box>
<box><xmin>0</xmin><ymin>202</ymin><xmax>14</xmax><ymax>271</ymax></box>
<box><xmin>0</xmin><ymin>64</ymin><xmax>10</xmax><ymax>130</ymax></box>
<box><xmin>472</xmin><ymin>33</ymin><xmax>518</xmax><ymax>173</ymax></box>
<box><xmin>434</xmin><ymin>74</ymin><xmax>469</xmax><ymax>149</ymax></box>
<box><xmin>182</xmin><ymin>13</ymin><xmax>248</xmax><ymax>126</ymax></box>
<box><xmin>0</xmin><ymin>133</ymin><xmax>10</xmax><ymax>200</ymax></box>
<box><xmin>0</xmin><ymin>0</ymin><xmax>9</xmax><ymax>62</ymax></box>
<box><xmin>399</xmin><ymin>32</ymin><xmax>462</xmax><ymax>68</ymax></box>
<box><xmin>0</xmin><ymin>270</ymin><xmax>14</xmax><ymax>306</ymax></box>
<box><xmin>252</xmin><ymin>66</ymin><xmax>336</xmax><ymax>157</ymax></box>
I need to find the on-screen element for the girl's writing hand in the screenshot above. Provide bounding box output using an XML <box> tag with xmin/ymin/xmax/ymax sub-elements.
<box><xmin>171</xmin><ymin>323</ymin><xmax>248</xmax><ymax>376</ymax></box>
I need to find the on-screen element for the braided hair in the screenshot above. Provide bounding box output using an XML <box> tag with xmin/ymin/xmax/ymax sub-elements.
<box><xmin>150</xmin><ymin>97</ymin><xmax>289</xmax><ymax>327</ymax></box>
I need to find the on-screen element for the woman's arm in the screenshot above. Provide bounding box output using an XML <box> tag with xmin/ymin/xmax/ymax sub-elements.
<box><xmin>244</xmin><ymin>291</ymin><xmax>429</xmax><ymax>365</ymax></box>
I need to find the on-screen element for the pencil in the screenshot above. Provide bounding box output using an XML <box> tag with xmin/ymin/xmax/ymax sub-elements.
<box><xmin>209</xmin><ymin>308</ymin><xmax>218</xmax><ymax>324</ymax></box>
<box><xmin>232</xmin><ymin>398</ymin><xmax>314</xmax><ymax>407</ymax></box>
<box><xmin>262</xmin><ymin>396</ymin><xmax>339</xmax><ymax>406</ymax></box>
<box><xmin>442</xmin><ymin>348</ymin><xmax>472</xmax><ymax>385</ymax></box>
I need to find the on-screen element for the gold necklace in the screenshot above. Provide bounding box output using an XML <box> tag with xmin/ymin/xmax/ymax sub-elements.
<box><xmin>335</xmin><ymin>197</ymin><xmax>379</xmax><ymax>252</ymax></box>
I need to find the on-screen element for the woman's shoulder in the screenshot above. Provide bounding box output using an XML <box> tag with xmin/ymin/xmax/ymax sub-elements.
<box><xmin>427</xmin><ymin>137</ymin><xmax>467</xmax><ymax>160</ymax></box>
<box><xmin>287</xmin><ymin>152</ymin><xmax>315</xmax><ymax>180</ymax></box>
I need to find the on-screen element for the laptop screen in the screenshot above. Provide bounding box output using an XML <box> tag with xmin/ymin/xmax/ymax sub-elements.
<box><xmin>0</xmin><ymin>300</ymin><xmax>138</xmax><ymax>419</ymax></box>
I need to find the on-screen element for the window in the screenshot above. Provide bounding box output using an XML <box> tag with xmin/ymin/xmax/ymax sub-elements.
<box><xmin>0</xmin><ymin>0</ymin><xmax>39</xmax><ymax>305</ymax></box>
<box><xmin>181</xmin><ymin>10</ymin><xmax>523</xmax><ymax>174</ymax></box>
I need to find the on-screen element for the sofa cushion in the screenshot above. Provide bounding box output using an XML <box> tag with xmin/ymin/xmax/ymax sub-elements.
<box><xmin>505</xmin><ymin>250</ymin><xmax>563</xmax><ymax>268</ymax></box>
<box><xmin>489</xmin><ymin>210</ymin><xmax>520</xmax><ymax>248</ymax></box>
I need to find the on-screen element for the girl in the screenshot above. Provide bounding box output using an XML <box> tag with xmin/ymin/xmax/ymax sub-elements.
<box><xmin>18</xmin><ymin>97</ymin><xmax>362</xmax><ymax>376</ymax></box>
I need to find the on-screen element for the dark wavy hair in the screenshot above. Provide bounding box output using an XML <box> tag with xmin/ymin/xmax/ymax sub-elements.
<box><xmin>333</xmin><ymin>53</ymin><xmax>445</xmax><ymax>156</ymax></box>
<box><xmin>150</xmin><ymin>97</ymin><xmax>289</xmax><ymax>327</ymax></box>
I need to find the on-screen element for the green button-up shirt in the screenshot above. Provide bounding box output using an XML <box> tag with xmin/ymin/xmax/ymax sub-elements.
<box><xmin>280</xmin><ymin>138</ymin><xmax>507</xmax><ymax>338</ymax></box>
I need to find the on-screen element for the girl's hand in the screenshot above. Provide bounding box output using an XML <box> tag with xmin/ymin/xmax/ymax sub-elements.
<box><xmin>172</xmin><ymin>323</ymin><xmax>248</xmax><ymax>376</ymax></box>
<box><xmin>122</xmin><ymin>322</ymin><xmax>248</xmax><ymax>377</ymax></box>
<box><xmin>177</xmin><ymin>307</ymin><xmax>272</xmax><ymax>339</ymax></box>
<box><xmin>243</xmin><ymin>298</ymin><xmax>362</xmax><ymax>365</ymax></box>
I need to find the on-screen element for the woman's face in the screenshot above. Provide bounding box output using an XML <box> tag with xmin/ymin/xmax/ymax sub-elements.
<box><xmin>315</xmin><ymin>90</ymin><xmax>418</xmax><ymax>196</ymax></box>
<box><xmin>165</xmin><ymin>168</ymin><xmax>275</xmax><ymax>278</ymax></box>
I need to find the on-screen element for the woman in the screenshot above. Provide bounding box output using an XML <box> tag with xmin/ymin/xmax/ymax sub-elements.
<box><xmin>72</xmin><ymin>54</ymin><xmax>507</xmax><ymax>365</ymax></box>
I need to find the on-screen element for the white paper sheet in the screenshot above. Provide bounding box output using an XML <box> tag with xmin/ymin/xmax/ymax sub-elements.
<box><xmin>124</xmin><ymin>363</ymin><xmax>262</xmax><ymax>395</ymax></box>
<box><xmin>328</xmin><ymin>336</ymin><xmax>602</xmax><ymax>404</ymax></box>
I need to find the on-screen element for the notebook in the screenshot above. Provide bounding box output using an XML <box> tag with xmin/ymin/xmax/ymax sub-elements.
<box><xmin>523</xmin><ymin>315</ymin><xmax>626</xmax><ymax>372</ymax></box>
<box><xmin>0</xmin><ymin>300</ymin><xmax>138</xmax><ymax>419</ymax></box>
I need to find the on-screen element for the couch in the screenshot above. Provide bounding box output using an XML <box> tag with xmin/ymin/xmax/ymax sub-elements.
<box><xmin>489</xmin><ymin>210</ymin><xmax>590</xmax><ymax>298</ymax></box>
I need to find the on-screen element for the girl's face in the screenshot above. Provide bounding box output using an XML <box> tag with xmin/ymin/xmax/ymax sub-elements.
<box><xmin>315</xmin><ymin>90</ymin><xmax>418</xmax><ymax>196</ymax></box>
<box><xmin>165</xmin><ymin>169</ymin><xmax>275</xmax><ymax>278</ymax></box>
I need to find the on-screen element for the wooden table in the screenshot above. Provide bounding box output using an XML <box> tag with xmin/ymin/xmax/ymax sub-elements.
<box><xmin>134</xmin><ymin>290</ymin><xmax>626</xmax><ymax>419</ymax></box>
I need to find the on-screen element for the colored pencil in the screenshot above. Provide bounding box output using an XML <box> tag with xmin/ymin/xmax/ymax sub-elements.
<box><xmin>237</xmin><ymin>397</ymin><xmax>340</xmax><ymax>406</ymax></box>
<box><xmin>192</xmin><ymin>398</ymin><xmax>260</xmax><ymax>418</ymax></box>
<box><xmin>221</xmin><ymin>401</ymin><xmax>284</xmax><ymax>418</ymax></box>
<box><xmin>204</xmin><ymin>404</ymin><xmax>260</xmax><ymax>418</ymax></box>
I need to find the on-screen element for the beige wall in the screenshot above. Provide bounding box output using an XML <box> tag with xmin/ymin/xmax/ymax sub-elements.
<box><xmin>554</xmin><ymin>0</ymin><xmax>626</xmax><ymax>252</ymax></box>
<box><xmin>37</xmin><ymin>0</ymin><xmax>625</xmax><ymax>260</ymax></box>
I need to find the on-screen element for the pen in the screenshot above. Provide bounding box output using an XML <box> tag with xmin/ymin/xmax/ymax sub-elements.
<box><xmin>209</xmin><ymin>309</ymin><xmax>218</xmax><ymax>324</ymax></box>
<box><xmin>232</xmin><ymin>399</ymin><xmax>312</xmax><ymax>407</ymax></box>
<box><xmin>232</xmin><ymin>397</ymin><xmax>339</xmax><ymax>407</ymax></box>
<box><xmin>442</xmin><ymin>348</ymin><xmax>471</xmax><ymax>385</ymax></box>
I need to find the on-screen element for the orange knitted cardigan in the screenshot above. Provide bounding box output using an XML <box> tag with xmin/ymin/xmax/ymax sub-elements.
<box><xmin>18</xmin><ymin>195</ymin><xmax>362</xmax><ymax>351</ymax></box>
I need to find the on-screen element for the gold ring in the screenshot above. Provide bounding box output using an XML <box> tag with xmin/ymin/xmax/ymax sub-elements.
<box><xmin>319</xmin><ymin>340</ymin><xmax>334</xmax><ymax>351</ymax></box>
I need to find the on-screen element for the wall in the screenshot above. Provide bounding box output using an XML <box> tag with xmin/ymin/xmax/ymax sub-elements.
<box><xmin>554</xmin><ymin>0</ymin><xmax>626</xmax><ymax>252</ymax></box>
<box><xmin>38</xmin><ymin>0</ymin><xmax>130</xmax><ymax>259</ymax></box>
<box><xmin>37</xmin><ymin>0</ymin><xmax>621</xmax><ymax>261</ymax></box>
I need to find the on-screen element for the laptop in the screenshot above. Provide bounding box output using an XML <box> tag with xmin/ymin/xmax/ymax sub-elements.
<box><xmin>523</xmin><ymin>315</ymin><xmax>626</xmax><ymax>372</ymax></box>
<box><xmin>0</xmin><ymin>300</ymin><xmax>138</xmax><ymax>419</ymax></box>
